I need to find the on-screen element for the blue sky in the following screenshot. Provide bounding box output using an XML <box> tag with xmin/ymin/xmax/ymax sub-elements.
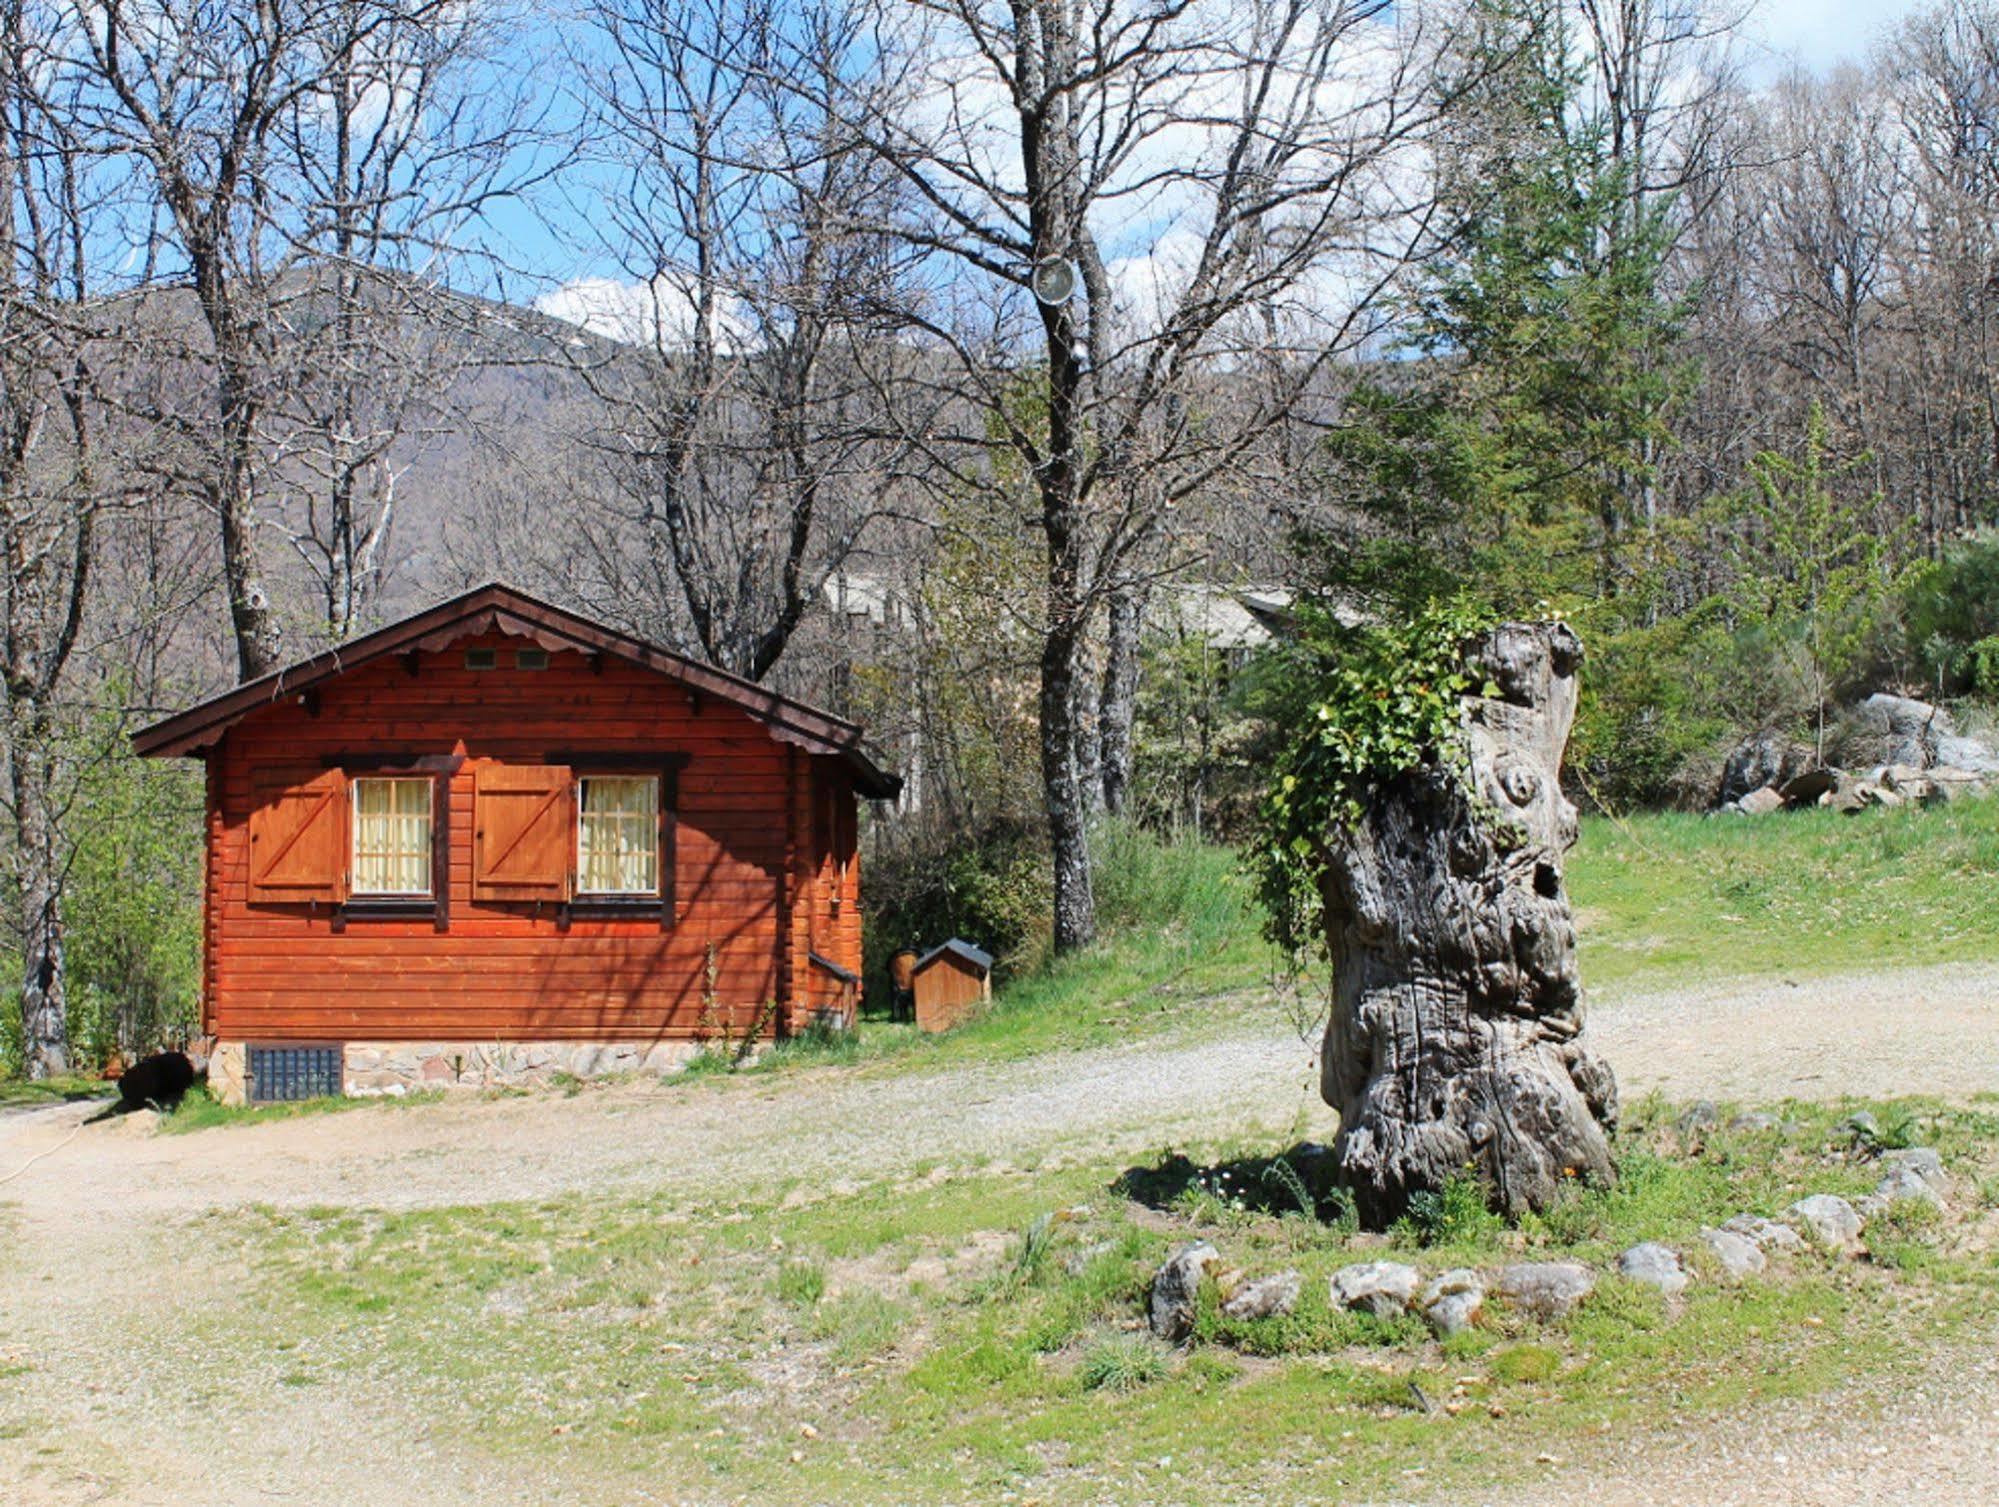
<box><xmin>496</xmin><ymin>0</ymin><xmax>1942</xmax><ymax>309</ymax></box>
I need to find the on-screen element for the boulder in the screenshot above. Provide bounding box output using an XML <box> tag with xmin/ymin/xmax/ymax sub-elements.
<box><xmin>1330</xmin><ymin>1261</ymin><xmax>1423</xmax><ymax>1318</ymax></box>
<box><xmin>1728</xmin><ymin>1111</ymin><xmax>1782</xmax><ymax>1133</ymax></box>
<box><xmin>1735</xmin><ymin>785</ymin><xmax>1785</xmax><ymax>815</ymax></box>
<box><xmin>1879</xmin><ymin>764</ymin><xmax>1939</xmax><ymax>803</ymax></box>
<box><xmin>1721</xmin><ymin>1213</ymin><xmax>1805</xmax><ymax>1255</ymax></box>
<box><xmin>1220</xmin><ymin>1270</ymin><xmax>1301</xmax><ymax>1321</ymax></box>
<box><xmin>1867</xmin><ymin>1165</ymin><xmax>1942</xmax><ymax>1212</ymax></box>
<box><xmin>1785</xmin><ymin>1194</ymin><xmax>1864</xmax><ymax>1250</ymax></box>
<box><xmin>1859</xmin><ymin>693</ymin><xmax>1999</xmax><ymax>773</ymax></box>
<box><xmin>1617</xmin><ymin>1242</ymin><xmax>1690</xmax><ymax>1296</ymax></box>
<box><xmin>1778</xmin><ymin>767</ymin><xmax>1837</xmax><ymax>806</ymax></box>
<box><xmin>1417</xmin><ymin>1269</ymin><xmax>1486</xmax><ymax>1338</ymax></box>
<box><xmin>1492</xmin><ymin>1262</ymin><xmax>1595</xmax><ymax>1322</ymax></box>
<box><xmin>1936</xmin><ymin>736</ymin><xmax>1999</xmax><ymax>774</ymax></box>
<box><xmin>1925</xmin><ymin>767</ymin><xmax>1988</xmax><ymax>803</ymax></box>
<box><xmin>1148</xmin><ymin>1241</ymin><xmax>1220</xmax><ymax>1342</ymax></box>
<box><xmin>1860</xmin><ymin>693</ymin><xmax>1948</xmax><ymax>766</ymax></box>
<box><xmin>1878</xmin><ymin>1147</ymin><xmax>1945</xmax><ymax>1186</ymax></box>
<box><xmin>1829</xmin><ymin>773</ymin><xmax>1893</xmax><ymax>814</ymax></box>
<box><xmin>1700</xmin><ymin>1228</ymin><xmax>1766</xmax><ymax>1277</ymax></box>
<box><xmin>1719</xmin><ymin>733</ymin><xmax>1814</xmax><ymax>806</ymax></box>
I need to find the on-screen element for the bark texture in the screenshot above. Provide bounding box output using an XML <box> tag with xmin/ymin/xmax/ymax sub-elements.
<box><xmin>1098</xmin><ymin>581</ymin><xmax>1143</xmax><ymax>816</ymax></box>
<box><xmin>1320</xmin><ymin>622</ymin><xmax>1618</xmax><ymax>1226</ymax></box>
<box><xmin>13</xmin><ymin>746</ymin><xmax>69</xmax><ymax>1079</ymax></box>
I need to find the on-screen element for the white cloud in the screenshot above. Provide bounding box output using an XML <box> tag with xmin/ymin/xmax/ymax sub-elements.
<box><xmin>1747</xmin><ymin>0</ymin><xmax>1930</xmax><ymax>72</ymax></box>
<box><xmin>533</xmin><ymin>274</ymin><xmax>749</xmax><ymax>351</ymax></box>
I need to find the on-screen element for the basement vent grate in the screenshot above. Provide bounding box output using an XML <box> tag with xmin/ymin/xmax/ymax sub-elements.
<box><xmin>247</xmin><ymin>1044</ymin><xmax>344</xmax><ymax>1103</ymax></box>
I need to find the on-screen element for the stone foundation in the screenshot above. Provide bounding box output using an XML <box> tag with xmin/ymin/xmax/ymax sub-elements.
<box><xmin>206</xmin><ymin>1038</ymin><xmax>709</xmax><ymax>1106</ymax></box>
<box><xmin>207</xmin><ymin>1041</ymin><xmax>249</xmax><ymax>1105</ymax></box>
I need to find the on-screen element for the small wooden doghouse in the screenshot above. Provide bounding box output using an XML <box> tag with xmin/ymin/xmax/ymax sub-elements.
<box><xmin>132</xmin><ymin>582</ymin><xmax>898</xmax><ymax>1103</ymax></box>
<box><xmin>910</xmin><ymin>939</ymin><xmax>993</xmax><ymax>1034</ymax></box>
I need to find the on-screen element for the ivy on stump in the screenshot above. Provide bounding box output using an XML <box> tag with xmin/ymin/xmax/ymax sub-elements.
<box><xmin>1255</xmin><ymin>606</ymin><xmax>1618</xmax><ymax>1226</ymax></box>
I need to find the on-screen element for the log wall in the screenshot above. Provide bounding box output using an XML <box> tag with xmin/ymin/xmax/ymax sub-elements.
<box><xmin>203</xmin><ymin>632</ymin><xmax>863</xmax><ymax>1044</ymax></box>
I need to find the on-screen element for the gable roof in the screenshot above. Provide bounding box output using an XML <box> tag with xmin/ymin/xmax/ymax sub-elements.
<box><xmin>914</xmin><ymin>938</ymin><xmax>993</xmax><ymax>975</ymax></box>
<box><xmin>131</xmin><ymin>582</ymin><xmax>902</xmax><ymax>798</ymax></box>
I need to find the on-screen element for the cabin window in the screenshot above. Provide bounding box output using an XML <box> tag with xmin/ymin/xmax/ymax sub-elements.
<box><xmin>350</xmin><ymin>776</ymin><xmax>433</xmax><ymax>895</ymax></box>
<box><xmin>576</xmin><ymin>775</ymin><xmax>658</xmax><ymax>895</ymax></box>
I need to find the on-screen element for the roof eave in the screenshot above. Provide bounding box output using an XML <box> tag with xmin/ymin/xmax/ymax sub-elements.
<box><xmin>130</xmin><ymin>583</ymin><xmax>898</xmax><ymax>783</ymax></box>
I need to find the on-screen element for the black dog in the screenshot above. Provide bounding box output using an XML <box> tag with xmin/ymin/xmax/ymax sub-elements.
<box><xmin>86</xmin><ymin>1051</ymin><xmax>200</xmax><ymax>1122</ymax></box>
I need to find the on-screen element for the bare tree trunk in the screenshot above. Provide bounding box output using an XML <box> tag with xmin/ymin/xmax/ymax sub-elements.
<box><xmin>217</xmin><ymin>442</ymin><xmax>281</xmax><ymax>681</ymax></box>
<box><xmin>1098</xmin><ymin>581</ymin><xmax>1143</xmax><ymax>816</ymax></box>
<box><xmin>13</xmin><ymin>744</ymin><xmax>68</xmax><ymax>1079</ymax></box>
<box><xmin>1040</xmin><ymin>620</ymin><xmax>1095</xmax><ymax>954</ymax></box>
<box><xmin>1072</xmin><ymin>631</ymin><xmax>1101</xmax><ymax>817</ymax></box>
<box><xmin>1320</xmin><ymin>623</ymin><xmax>1618</xmax><ymax>1226</ymax></box>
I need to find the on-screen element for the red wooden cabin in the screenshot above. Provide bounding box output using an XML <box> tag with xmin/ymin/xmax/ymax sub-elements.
<box><xmin>134</xmin><ymin>584</ymin><xmax>896</xmax><ymax>1104</ymax></box>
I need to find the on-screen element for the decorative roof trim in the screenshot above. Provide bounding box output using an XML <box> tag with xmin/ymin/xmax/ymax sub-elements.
<box><xmin>130</xmin><ymin>582</ymin><xmax>902</xmax><ymax>799</ymax></box>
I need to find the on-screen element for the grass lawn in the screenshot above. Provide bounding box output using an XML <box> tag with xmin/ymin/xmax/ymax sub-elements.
<box><xmin>0</xmin><ymin>1074</ymin><xmax>110</xmax><ymax>1110</ymax></box>
<box><xmin>700</xmin><ymin>794</ymin><xmax>1999</xmax><ymax>1088</ymax></box>
<box><xmin>1569</xmin><ymin>797</ymin><xmax>1999</xmax><ymax>989</ymax></box>
<box><xmin>716</xmin><ymin>795</ymin><xmax>1999</xmax><ymax>1084</ymax></box>
<box><xmin>230</xmin><ymin>1094</ymin><xmax>1999</xmax><ymax>1504</ymax></box>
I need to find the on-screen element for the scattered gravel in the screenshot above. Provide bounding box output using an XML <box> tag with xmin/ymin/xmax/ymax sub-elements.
<box><xmin>1475</xmin><ymin>1346</ymin><xmax>1999</xmax><ymax>1507</ymax></box>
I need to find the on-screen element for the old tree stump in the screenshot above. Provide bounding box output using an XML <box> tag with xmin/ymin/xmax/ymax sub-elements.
<box><xmin>1319</xmin><ymin>622</ymin><xmax>1618</xmax><ymax>1226</ymax></box>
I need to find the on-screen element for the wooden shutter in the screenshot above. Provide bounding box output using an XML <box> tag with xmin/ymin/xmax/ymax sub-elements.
<box><xmin>473</xmin><ymin>764</ymin><xmax>573</xmax><ymax>902</ymax></box>
<box><xmin>248</xmin><ymin>769</ymin><xmax>348</xmax><ymax>904</ymax></box>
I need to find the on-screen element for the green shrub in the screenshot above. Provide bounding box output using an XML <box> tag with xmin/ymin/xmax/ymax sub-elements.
<box><xmin>1573</xmin><ymin>605</ymin><xmax>1793</xmax><ymax>810</ymax></box>
<box><xmin>0</xmin><ymin>724</ymin><xmax>202</xmax><ymax>1077</ymax></box>
<box><xmin>1906</xmin><ymin>532</ymin><xmax>1999</xmax><ymax>695</ymax></box>
<box><xmin>1249</xmin><ymin>597</ymin><xmax>1495</xmax><ymax>958</ymax></box>
<box><xmin>63</xmin><ymin>745</ymin><xmax>203</xmax><ymax>1067</ymax></box>
<box><xmin>863</xmin><ymin>817</ymin><xmax>1052</xmax><ymax>994</ymax></box>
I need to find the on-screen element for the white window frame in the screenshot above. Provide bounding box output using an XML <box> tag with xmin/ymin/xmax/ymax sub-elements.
<box><xmin>575</xmin><ymin>773</ymin><xmax>661</xmax><ymax>898</ymax></box>
<box><xmin>349</xmin><ymin>775</ymin><xmax>435</xmax><ymax>897</ymax></box>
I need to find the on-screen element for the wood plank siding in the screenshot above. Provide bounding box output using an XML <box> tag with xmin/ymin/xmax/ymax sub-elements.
<box><xmin>197</xmin><ymin>629</ymin><xmax>868</xmax><ymax>1044</ymax></box>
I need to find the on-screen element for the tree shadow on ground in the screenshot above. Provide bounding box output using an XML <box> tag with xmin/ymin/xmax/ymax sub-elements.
<box><xmin>1114</xmin><ymin>1143</ymin><xmax>1352</xmax><ymax>1223</ymax></box>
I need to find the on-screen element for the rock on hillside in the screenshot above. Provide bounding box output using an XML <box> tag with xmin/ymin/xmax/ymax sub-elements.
<box><xmin>1861</xmin><ymin>694</ymin><xmax>1999</xmax><ymax>774</ymax></box>
<box><xmin>1715</xmin><ymin>695</ymin><xmax>1999</xmax><ymax>814</ymax></box>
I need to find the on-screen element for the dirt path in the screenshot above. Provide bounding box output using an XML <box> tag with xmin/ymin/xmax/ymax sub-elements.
<box><xmin>1</xmin><ymin>960</ymin><xmax>1995</xmax><ymax>1505</ymax></box>
<box><xmin>1478</xmin><ymin>1340</ymin><xmax>1999</xmax><ymax>1507</ymax></box>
